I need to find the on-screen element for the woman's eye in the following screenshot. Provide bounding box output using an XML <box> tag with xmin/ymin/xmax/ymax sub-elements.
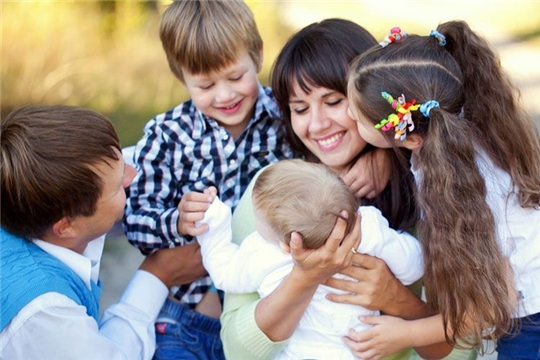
<box><xmin>293</xmin><ymin>107</ymin><xmax>308</xmax><ymax>115</ymax></box>
<box><xmin>327</xmin><ymin>98</ymin><xmax>343</xmax><ymax>106</ymax></box>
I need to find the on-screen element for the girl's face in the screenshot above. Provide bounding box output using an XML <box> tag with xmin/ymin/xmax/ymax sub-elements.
<box><xmin>347</xmin><ymin>104</ymin><xmax>392</xmax><ymax>149</ymax></box>
<box><xmin>289</xmin><ymin>82</ymin><xmax>367</xmax><ymax>173</ymax></box>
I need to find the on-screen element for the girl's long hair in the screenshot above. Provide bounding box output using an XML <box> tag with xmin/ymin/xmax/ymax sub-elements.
<box><xmin>348</xmin><ymin>20</ymin><xmax>540</xmax><ymax>348</ymax></box>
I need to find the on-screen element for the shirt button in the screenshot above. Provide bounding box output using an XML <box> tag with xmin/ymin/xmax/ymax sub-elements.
<box><xmin>229</xmin><ymin>159</ymin><xmax>236</xmax><ymax>166</ymax></box>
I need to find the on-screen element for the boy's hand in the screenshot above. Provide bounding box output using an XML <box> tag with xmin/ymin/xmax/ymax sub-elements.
<box><xmin>340</xmin><ymin>148</ymin><xmax>390</xmax><ymax>199</ymax></box>
<box><xmin>177</xmin><ymin>187</ymin><xmax>217</xmax><ymax>237</ymax></box>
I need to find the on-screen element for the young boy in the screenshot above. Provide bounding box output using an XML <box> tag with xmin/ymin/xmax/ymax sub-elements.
<box><xmin>196</xmin><ymin>159</ymin><xmax>424</xmax><ymax>360</ymax></box>
<box><xmin>122</xmin><ymin>1</ymin><xmax>292</xmax><ymax>358</ymax></box>
<box><xmin>0</xmin><ymin>105</ymin><xmax>201</xmax><ymax>360</ymax></box>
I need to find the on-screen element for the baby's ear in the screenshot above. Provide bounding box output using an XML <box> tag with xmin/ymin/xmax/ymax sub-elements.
<box><xmin>280</xmin><ymin>239</ymin><xmax>291</xmax><ymax>254</ymax></box>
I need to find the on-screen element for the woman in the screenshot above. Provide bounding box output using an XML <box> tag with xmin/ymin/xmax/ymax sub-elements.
<box><xmin>220</xmin><ymin>19</ymin><xmax>452</xmax><ymax>360</ymax></box>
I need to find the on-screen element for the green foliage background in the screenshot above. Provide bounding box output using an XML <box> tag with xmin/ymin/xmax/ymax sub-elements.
<box><xmin>2</xmin><ymin>0</ymin><xmax>540</xmax><ymax>147</ymax></box>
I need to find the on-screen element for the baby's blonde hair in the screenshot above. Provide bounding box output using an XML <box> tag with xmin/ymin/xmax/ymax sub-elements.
<box><xmin>252</xmin><ymin>159</ymin><xmax>358</xmax><ymax>249</ymax></box>
<box><xmin>160</xmin><ymin>0</ymin><xmax>263</xmax><ymax>82</ymax></box>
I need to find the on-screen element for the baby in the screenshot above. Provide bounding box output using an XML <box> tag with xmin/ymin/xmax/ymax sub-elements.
<box><xmin>197</xmin><ymin>159</ymin><xmax>423</xmax><ymax>359</ymax></box>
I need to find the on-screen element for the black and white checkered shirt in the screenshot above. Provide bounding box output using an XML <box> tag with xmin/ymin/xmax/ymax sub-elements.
<box><xmin>123</xmin><ymin>85</ymin><xmax>292</xmax><ymax>307</ymax></box>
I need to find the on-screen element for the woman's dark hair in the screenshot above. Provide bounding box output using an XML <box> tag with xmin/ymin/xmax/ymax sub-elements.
<box><xmin>271</xmin><ymin>18</ymin><xmax>417</xmax><ymax>231</ymax></box>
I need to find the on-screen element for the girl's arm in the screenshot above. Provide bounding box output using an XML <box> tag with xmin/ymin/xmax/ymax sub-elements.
<box><xmin>344</xmin><ymin>314</ymin><xmax>449</xmax><ymax>360</ymax></box>
<box><xmin>341</xmin><ymin>147</ymin><xmax>390</xmax><ymax>199</ymax></box>
<box><xmin>325</xmin><ymin>255</ymin><xmax>452</xmax><ymax>359</ymax></box>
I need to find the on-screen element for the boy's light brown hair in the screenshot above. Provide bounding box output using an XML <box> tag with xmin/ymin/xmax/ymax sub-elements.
<box><xmin>0</xmin><ymin>105</ymin><xmax>121</xmax><ymax>239</ymax></box>
<box><xmin>160</xmin><ymin>0</ymin><xmax>263</xmax><ymax>82</ymax></box>
<box><xmin>252</xmin><ymin>159</ymin><xmax>359</xmax><ymax>249</ymax></box>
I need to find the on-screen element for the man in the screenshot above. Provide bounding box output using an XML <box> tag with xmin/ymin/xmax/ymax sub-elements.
<box><xmin>0</xmin><ymin>105</ymin><xmax>205</xmax><ymax>359</ymax></box>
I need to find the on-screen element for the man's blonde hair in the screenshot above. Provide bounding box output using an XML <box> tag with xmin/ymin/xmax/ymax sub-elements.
<box><xmin>160</xmin><ymin>0</ymin><xmax>263</xmax><ymax>82</ymax></box>
<box><xmin>252</xmin><ymin>159</ymin><xmax>358</xmax><ymax>249</ymax></box>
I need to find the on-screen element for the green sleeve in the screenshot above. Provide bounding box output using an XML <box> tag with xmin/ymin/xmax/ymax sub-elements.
<box><xmin>220</xmin><ymin>167</ymin><xmax>289</xmax><ymax>360</ymax></box>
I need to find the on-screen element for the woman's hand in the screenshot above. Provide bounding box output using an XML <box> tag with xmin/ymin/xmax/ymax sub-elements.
<box><xmin>324</xmin><ymin>253</ymin><xmax>408</xmax><ymax>314</ymax></box>
<box><xmin>289</xmin><ymin>211</ymin><xmax>361</xmax><ymax>286</ymax></box>
<box><xmin>254</xmin><ymin>212</ymin><xmax>361</xmax><ymax>342</ymax></box>
<box><xmin>343</xmin><ymin>315</ymin><xmax>412</xmax><ymax>360</ymax></box>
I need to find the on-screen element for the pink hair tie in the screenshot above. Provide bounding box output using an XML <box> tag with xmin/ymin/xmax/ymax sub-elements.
<box><xmin>379</xmin><ymin>27</ymin><xmax>407</xmax><ymax>48</ymax></box>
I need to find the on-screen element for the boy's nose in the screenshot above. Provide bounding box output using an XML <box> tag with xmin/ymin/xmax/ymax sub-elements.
<box><xmin>215</xmin><ymin>83</ymin><xmax>235</xmax><ymax>103</ymax></box>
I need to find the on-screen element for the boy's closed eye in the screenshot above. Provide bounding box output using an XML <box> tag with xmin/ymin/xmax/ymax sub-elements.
<box><xmin>229</xmin><ymin>74</ymin><xmax>244</xmax><ymax>81</ymax></box>
<box><xmin>200</xmin><ymin>83</ymin><xmax>215</xmax><ymax>90</ymax></box>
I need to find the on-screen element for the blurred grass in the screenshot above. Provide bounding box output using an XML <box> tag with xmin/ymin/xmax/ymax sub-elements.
<box><xmin>2</xmin><ymin>1</ymin><xmax>540</xmax><ymax>146</ymax></box>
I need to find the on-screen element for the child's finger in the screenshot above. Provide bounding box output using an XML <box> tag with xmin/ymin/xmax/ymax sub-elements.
<box><xmin>180</xmin><ymin>211</ymin><xmax>207</xmax><ymax>224</ymax></box>
<box><xmin>182</xmin><ymin>190</ymin><xmax>214</xmax><ymax>203</ymax></box>
<box><xmin>186</xmin><ymin>223</ymin><xmax>209</xmax><ymax>236</ymax></box>
<box><xmin>178</xmin><ymin>200</ymin><xmax>214</xmax><ymax>213</ymax></box>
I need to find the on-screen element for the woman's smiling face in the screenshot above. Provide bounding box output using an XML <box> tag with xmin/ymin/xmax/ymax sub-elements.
<box><xmin>289</xmin><ymin>82</ymin><xmax>367</xmax><ymax>173</ymax></box>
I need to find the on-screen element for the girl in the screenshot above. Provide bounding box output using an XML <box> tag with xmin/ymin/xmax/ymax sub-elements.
<box><xmin>347</xmin><ymin>20</ymin><xmax>540</xmax><ymax>358</ymax></box>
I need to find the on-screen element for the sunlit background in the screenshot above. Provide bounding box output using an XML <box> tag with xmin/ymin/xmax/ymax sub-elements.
<box><xmin>2</xmin><ymin>0</ymin><xmax>540</xmax><ymax>148</ymax></box>
<box><xmin>3</xmin><ymin>3</ymin><xmax>540</xmax><ymax>338</ymax></box>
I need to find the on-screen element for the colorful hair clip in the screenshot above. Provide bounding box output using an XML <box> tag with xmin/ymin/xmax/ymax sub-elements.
<box><xmin>419</xmin><ymin>100</ymin><xmax>440</xmax><ymax>118</ymax></box>
<box><xmin>379</xmin><ymin>27</ymin><xmax>408</xmax><ymax>48</ymax></box>
<box><xmin>429</xmin><ymin>30</ymin><xmax>446</xmax><ymax>46</ymax></box>
<box><xmin>375</xmin><ymin>92</ymin><xmax>420</xmax><ymax>141</ymax></box>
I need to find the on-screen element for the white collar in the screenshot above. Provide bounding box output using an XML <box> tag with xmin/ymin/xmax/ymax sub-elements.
<box><xmin>33</xmin><ymin>235</ymin><xmax>106</xmax><ymax>289</ymax></box>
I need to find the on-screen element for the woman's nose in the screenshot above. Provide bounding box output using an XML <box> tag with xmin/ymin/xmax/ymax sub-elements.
<box><xmin>308</xmin><ymin>106</ymin><xmax>331</xmax><ymax>133</ymax></box>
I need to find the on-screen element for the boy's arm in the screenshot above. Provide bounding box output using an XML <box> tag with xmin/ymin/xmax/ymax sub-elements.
<box><xmin>357</xmin><ymin>206</ymin><xmax>423</xmax><ymax>285</ymax></box>
<box><xmin>123</xmin><ymin>119</ymin><xmax>187</xmax><ymax>253</ymax></box>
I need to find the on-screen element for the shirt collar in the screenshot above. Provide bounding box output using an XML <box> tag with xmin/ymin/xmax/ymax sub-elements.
<box><xmin>33</xmin><ymin>235</ymin><xmax>106</xmax><ymax>289</ymax></box>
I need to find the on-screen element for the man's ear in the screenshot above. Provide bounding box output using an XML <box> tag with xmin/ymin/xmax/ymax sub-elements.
<box><xmin>402</xmin><ymin>133</ymin><xmax>423</xmax><ymax>151</ymax></box>
<box><xmin>256</xmin><ymin>46</ymin><xmax>264</xmax><ymax>73</ymax></box>
<box><xmin>52</xmin><ymin>217</ymin><xmax>77</xmax><ymax>239</ymax></box>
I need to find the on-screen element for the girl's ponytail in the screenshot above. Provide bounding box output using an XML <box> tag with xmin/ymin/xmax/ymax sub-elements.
<box><xmin>439</xmin><ymin>21</ymin><xmax>540</xmax><ymax>207</ymax></box>
<box><xmin>417</xmin><ymin>108</ymin><xmax>514</xmax><ymax>348</ymax></box>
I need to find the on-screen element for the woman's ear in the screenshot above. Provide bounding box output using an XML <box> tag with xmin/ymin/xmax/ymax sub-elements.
<box><xmin>402</xmin><ymin>133</ymin><xmax>423</xmax><ymax>151</ymax></box>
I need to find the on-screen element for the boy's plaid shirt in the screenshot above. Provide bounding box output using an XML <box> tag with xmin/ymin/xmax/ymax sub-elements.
<box><xmin>123</xmin><ymin>85</ymin><xmax>293</xmax><ymax>307</ymax></box>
